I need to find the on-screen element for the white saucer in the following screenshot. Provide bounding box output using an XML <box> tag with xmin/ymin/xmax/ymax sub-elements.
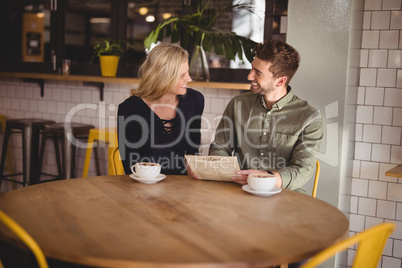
<box><xmin>129</xmin><ymin>173</ymin><xmax>166</xmax><ymax>184</ymax></box>
<box><xmin>242</xmin><ymin>185</ymin><xmax>282</xmax><ymax>197</ymax></box>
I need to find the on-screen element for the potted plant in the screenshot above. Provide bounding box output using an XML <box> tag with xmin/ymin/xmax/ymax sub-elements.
<box><xmin>144</xmin><ymin>0</ymin><xmax>258</xmax><ymax>81</ymax></box>
<box><xmin>92</xmin><ymin>39</ymin><xmax>125</xmax><ymax>77</ymax></box>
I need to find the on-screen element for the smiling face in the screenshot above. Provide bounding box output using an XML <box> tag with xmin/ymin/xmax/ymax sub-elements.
<box><xmin>169</xmin><ymin>61</ymin><xmax>192</xmax><ymax>96</ymax></box>
<box><xmin>247</xmin><ymin>57</ymin><xmax>280</xmax><ymax>95</ymax></box>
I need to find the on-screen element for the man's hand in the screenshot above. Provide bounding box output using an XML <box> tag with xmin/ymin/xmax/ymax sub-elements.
<box><xmin>232</xmin><ymin>169</ymin><xmax>268</xmax><ymax>185</ymax></box>
<box><xmin>233</xmin><ymin>169</ymin><xmax>283</xmax><ymax>187</ymax></box>
<box><xmin>186</xmin><ymin>164</ymin><xmax>199</xmax><ymax>179</ymax></box>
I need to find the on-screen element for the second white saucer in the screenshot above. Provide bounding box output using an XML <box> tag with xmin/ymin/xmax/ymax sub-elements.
<box><xmin>242</xmin><ymin>185</ymin><xmax>282</xmax><ymax>197</ymax></box>
<box><xmin>129</xmin><ymin>173</ymin><xmax>166</xmax><ymax>184</ymax></box>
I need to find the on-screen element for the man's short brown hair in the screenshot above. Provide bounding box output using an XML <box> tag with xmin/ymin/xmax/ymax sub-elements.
<box><xmin>253</xmin><ymin>40</ymin><xmax>300</xmax><ymax>85</ymax></box>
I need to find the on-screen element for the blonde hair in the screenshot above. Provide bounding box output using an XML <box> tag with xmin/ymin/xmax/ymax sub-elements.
<box><xmin>130</xmin><ymin>43</ymin><xmax>189</xmax><ymax>101</ymax></box>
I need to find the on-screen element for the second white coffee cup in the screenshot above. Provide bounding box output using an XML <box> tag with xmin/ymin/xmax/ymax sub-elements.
<box><xmin>131</xmin><ymin>162</ymin><xmax>161</xmax><ymax>178</ymax></box>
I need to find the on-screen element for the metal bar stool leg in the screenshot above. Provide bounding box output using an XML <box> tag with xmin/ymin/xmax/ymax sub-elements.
<box><xmin>93</xmin><ymin>145</ymin><xmax>101</xmax><ymax>176</ymax></box>
<box><xmin>22</xmin><ymin>126</ymin><xmax>31</xmax><ymax>187</ymax></box>
<box><xmin>38</xmin><ymin>128</ymin><xmax>63</xmax><ymax>181</ymax></box>
<box><xmin>70</xmin><ymin>144</ymin><xmax>77</xmax><ymax>179</ymax></box>
<box><xmin>1</xmin><ymin>119</ymin><xmax>55</xmax><ymax>188</ymax></box>
<box><xmin>0</xmin><ymin>125</ymin><xmax>11</xmax><ymax>190</ymax></box>
<box><xmin>38</xmin><ymin>123</ymin><xmax>93</xmax><ymax>181</ymax></box>
<box><xmin>0</xmin><ymin>116</ymin><xmax>15</xmax><ymax>187</ymax></box>
<box><xmin>38</xmin><ymin>128</ymin><xmax>47</xmax><ymax>181</ymax></box>
<box><xmin>64</xmin><ymin>130</ymin><xmax>73</xmax><ymax>179</ymax></box>
<box><xmin>30</xmin><ymin>127</ymin><xmax>43</xmax><ymax>185</ymax></box>
<box><xmin>53</xmin><ymin>134</ymin><xmax>63</xmax><ymax>179</ymax></box>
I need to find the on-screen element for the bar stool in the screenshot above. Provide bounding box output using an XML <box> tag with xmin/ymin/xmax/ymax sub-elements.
<box><xmin>0</xmin><ymin>115</ymin><xmax>15</xmax><ymax>187</ymax></box>
<box><xmin>0</xmin><ymin>118</ymin><xmax>55</xmax><ymax>187</ymax></box>
<box><xmin>38</xmin><ymin>123</ymin><xmax>96</xmax><ymax>180</ymax></box>
<box><xmin>82</xmin><ymin>127</ymin><xmax>117</xmax><ymax>177</ymax></box>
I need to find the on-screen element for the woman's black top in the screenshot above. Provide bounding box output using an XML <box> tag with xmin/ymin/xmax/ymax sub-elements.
<box><xmin>117</xmin><ymin>88</ymin><xmax>204</xmax><ymax>175</ymax></box>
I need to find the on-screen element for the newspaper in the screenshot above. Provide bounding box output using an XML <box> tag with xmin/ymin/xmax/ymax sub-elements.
<box><xmin>185</xmin><ymin>155</ymin><xmax>240</xmax><ymax>181</ymax></box>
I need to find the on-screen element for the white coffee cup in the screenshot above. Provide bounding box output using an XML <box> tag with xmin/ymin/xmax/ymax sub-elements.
<box><xmin>131</xmin><ymin>162</ymin><xmax>161</xmax><ymax>178</ymax></box>
<box><xmin>247</xmin><ymin>173</ymin><xmax>276</xmax><ymax>192</ymax></box>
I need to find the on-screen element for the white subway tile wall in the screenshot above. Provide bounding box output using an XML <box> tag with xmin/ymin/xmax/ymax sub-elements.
<box><xmin>0</xmin><ymin>78</ymin><xmax>240</xmax><ymax>192</ymax></box>
<box><xmin>365</xmin><ymin>0</ymin><xmax>383</xmax><ymax>10</ymax></box>
<box><xmin>351</xmin><ymin>0</ymin><xmax>402</xmax><ymax>267</ymax></box>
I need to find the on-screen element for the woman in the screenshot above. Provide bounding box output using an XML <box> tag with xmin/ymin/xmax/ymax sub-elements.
<box><xmin>118</xmin><ymin>43</ymin><xmax>204</xmax><ymax>175</ymax></box>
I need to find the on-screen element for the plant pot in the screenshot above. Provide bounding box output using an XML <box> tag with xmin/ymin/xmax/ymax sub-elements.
<box><xmin>99</xmin><ymin>55</ymin><xmax>120</xmax><ymax>77</ymax></box>
<box><xmin>189</xmin><ymin>45</ymin><xmax>210</xmax><ymax>82</ymax></box>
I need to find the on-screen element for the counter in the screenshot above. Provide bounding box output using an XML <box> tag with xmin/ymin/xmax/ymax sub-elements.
<box><xmin>0</xmin><ymin>72</ymin><xmax>249</xmax><ymax>89</ymax></box>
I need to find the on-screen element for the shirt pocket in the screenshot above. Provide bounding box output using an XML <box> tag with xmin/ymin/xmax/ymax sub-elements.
<box><xmin>272</xmin><ymin>132</ymin><xmax>299</xmax><ymax>159</ymax></box>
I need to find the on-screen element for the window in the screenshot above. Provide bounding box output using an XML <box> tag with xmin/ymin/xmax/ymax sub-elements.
<box><xmin>65</xmin><ymin>0</ymin><xmax>112</xmax><ymax>63</ymax></box>
<box><xmin>0</xmin><ymin>0</ymin><xmax>288</xmax><ymax>81</ymax></box>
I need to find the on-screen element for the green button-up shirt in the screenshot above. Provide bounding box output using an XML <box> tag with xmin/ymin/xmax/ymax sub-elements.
<box><xmin>209</xmin><ymin>89</ymin><xmax>323</xmax><ymax>193</ymax></box>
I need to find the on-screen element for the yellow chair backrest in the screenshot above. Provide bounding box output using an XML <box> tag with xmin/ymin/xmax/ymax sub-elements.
<box><xmin>312</xmin><ymin>160</ymin><xmax>320</xmax><ymax>198</ymax></box>
<box><xmin>111</xmin><ymin>147</ymin><xmax>125</xmax><ymax>175</ymax></box>
<box><xmin>0</xmin><ymin>210</ymin><xmax>49</xmax><ymax>268</ymax></box>
<box><xmin>301</xmin><ymin>222</ymin><xmax>396</xmax><ymax>268</ymax></box>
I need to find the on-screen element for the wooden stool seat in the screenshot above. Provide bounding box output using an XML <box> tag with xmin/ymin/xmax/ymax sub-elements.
<box><xmin>82</xmin><ymin>127</ymin><xmax>117</xmax><ymax>177</ymax></box>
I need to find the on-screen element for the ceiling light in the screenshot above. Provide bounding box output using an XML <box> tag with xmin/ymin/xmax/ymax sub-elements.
<box><xmin>90</xmin><ymin>18</ymin><xmax>111</xmax><ymax>24</ymax></box>
<box><xmin>145</xmin><ymin>15</ymin><xmax>155</xmax><ymax>22</ymax></box>
<box><xmin>162</xmin><ymin>13</ymin><xmax>172</xmax><ymax>19</ymax></box>
<box><xmin>139</xmin><ymin>7</ymin><xmax>148</xmax><ymax>15</ymax></box>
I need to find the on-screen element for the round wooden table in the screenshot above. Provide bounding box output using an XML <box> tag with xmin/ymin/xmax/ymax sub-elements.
<box><xmin>0</xmin><ymin>175</ymin><xmax>349</xmax><ymax>268</ymax></box>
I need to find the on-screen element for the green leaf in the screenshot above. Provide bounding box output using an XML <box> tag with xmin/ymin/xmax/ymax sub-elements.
<box><xmin>91</xmin><ymin>38</ymin><xmax>126</xmax><ymax>62</ymax></box>
<box><xmin>171</xmin><ymin>24</ymin><xmax>180</xmax><ymax>43</ymax></box>
<box><xmin>144</xmin><ymin>28</ymin><xmax>160</xmax><ymax>48</ymax></box>
<box><xmin>230</xmin><ymin>35</ymin><xmax>243</xmax><ymax>61</ymax></box>
<box><xmin>164</xmin><ymin>24</ymin><xmax>172</xmax><ymax>38</ymax></box>
<box><xmin>156</xmin><ymin>27</ymin><xmax>166</xmax><ymax>40</ymax></box>
<box><xmin>222</xmin><ymin>36</ymin><xmax>235</xmax><ymax>60</ymax></box>
<box><xmin>143</xmin><ymin>1</ymin><xmax>259</xmax><ymax>64</ymax></box>
<box><xmin>241</xmin><ymin>37</ymin><xmax>257</xmax><ymax>63</ymax></box>
<box><xmin>193</xmin><ymin>31</ymin><xmax>203</xmax><ymax>47</ymax></box>
<box><xmin>180</xmin><ymin>28</ymin><xmax>192</xmax><ymax>49</ymax></box>
<box><xmin>144</xmin><ymin>17</ymin><xmax>178</xmax><ymax>48</ymax></box>
<box><xmin>213</xmin><ymin>34</ymin><xmax>224</xmax><ymax>56</ymax></box>
<box><xmin>202</xmin><ymin>33</ymin><xmax>213</xmax><ymax>53</ymax></box>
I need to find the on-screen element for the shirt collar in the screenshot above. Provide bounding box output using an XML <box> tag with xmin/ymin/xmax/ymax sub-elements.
<box><xmin>260</xmin><ymin>86</ymin><xmax>294</xmax><ymax>111</ymax></box>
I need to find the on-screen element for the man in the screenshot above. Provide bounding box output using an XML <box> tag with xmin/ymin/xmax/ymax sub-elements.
<box><xmin>209</xmin><ymin>40</ymin><xmax>323</xmax><ymax>193</ymax></box>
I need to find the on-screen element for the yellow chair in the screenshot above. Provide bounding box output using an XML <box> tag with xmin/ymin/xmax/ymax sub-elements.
<box><xmin>300</xmin><ymin>222</ymin><xmax>396</xmax><ymax>268</ymax></box>
<box><xmin>111</xmin><ymin>147</ymin><xmax>125</xmax><ymax>175</ymax></box>
<box><xmin>0</xmin><ymin>210</ymin><xmax>49</xmax><ymax>268</ymax></box>
<box><xmin>82</xmin><ymin>127</ymin><xmax>117</xmax><ymax>177</ymax></box>
<box><xmin>312</xmin><ymin>160</ymin><xmax>320</xmax><ymax>198</ymax></box>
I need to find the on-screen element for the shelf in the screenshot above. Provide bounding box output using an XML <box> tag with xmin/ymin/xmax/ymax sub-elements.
<box><xmin>0</xmin><ymin>72</ymin><xmax>250</xmax><ymax>90</ymax></box>
<box><xmin>385</xmin><ymin>164</ymin><xmax>402</xmax><ymax>178</ymax></box>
